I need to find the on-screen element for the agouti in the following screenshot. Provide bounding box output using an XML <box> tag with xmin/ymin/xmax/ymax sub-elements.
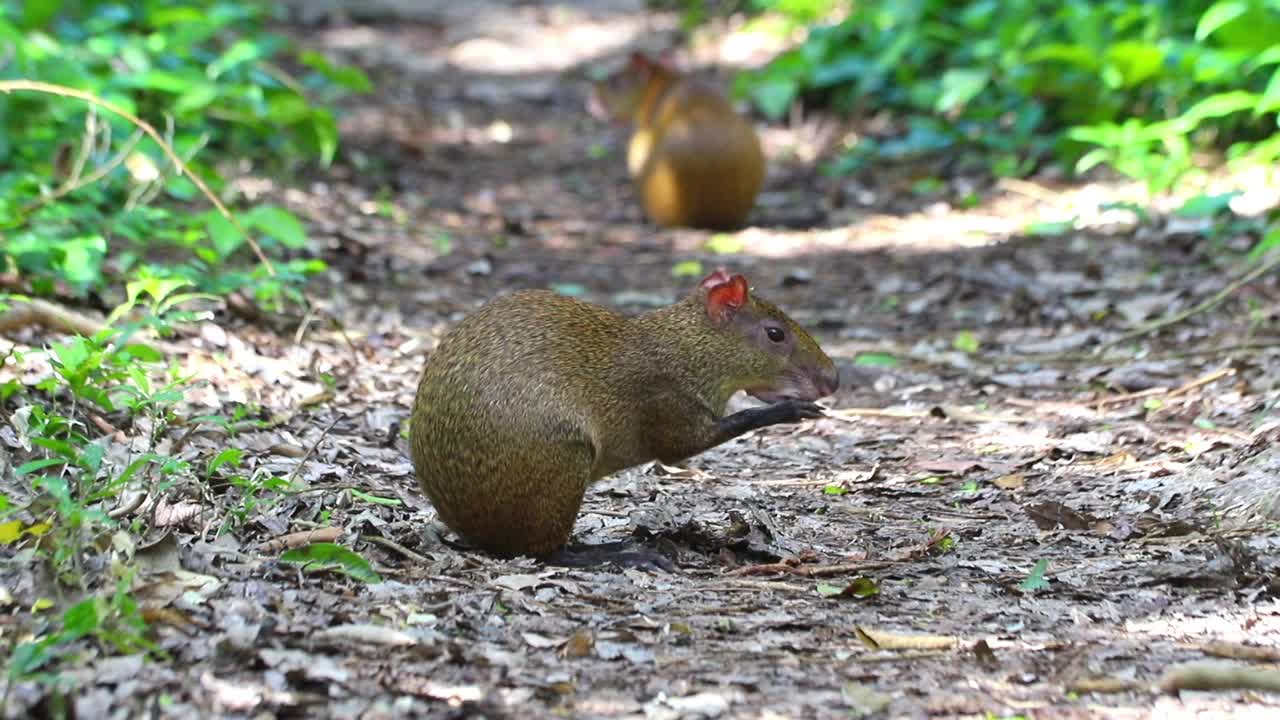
<box><xmin>410</xmin><ymin>269</ymin><xmax>838</xmax><ymax>558</ymax></box>
<box><xmin>590</xmin><ymin>52</ymin><xmax>766</xmax><ymax>231</ymax></box>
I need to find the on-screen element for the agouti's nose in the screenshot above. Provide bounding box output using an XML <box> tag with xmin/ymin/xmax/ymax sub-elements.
<box><xmin>818</xmin><ymin>365</ymin><xmax>840</xmax><ymax>397</ymax></box>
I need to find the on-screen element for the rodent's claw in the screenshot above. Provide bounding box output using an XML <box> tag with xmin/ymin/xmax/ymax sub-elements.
<box><xmin>774</xmin><ymin>399</ymin><xmax>825</xmax><ymax>423</ymax></box>
<box><xmin>793</xmin><ymin>400</ymin><xmax>826</xmax><ymax>420</ymax></box>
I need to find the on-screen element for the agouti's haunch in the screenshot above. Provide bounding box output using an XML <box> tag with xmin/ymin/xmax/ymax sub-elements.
<box><xmin>410</xmin><ymin>269</ymin><xmax>838</xmax><ymax>558</ymax></box>
<box><xmin>590</xmin><ymin>52</ymin><xmax>766</xmax><ymax>231</ymax></box>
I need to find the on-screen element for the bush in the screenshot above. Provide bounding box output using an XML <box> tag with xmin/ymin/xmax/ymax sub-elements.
<box><xmin>739</xmin><ymin>0</ymin><xmax>1280</xmax><ymax>192</ymax></box>
<box><xmin>0</xmin><ymin>0</ymin><xmax>370</xmax><ymax>305</ymax></box>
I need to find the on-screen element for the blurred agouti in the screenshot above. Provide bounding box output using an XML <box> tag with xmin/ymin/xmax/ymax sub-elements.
<box><xmin>590</xmin><ymin>52</ymin><xmax>766</xmax><ymax>231</ymax></box>
<box><xmin>410</xmin><ymin>269</ymin><xmax>838</xmax><ymax>558</ymax></box>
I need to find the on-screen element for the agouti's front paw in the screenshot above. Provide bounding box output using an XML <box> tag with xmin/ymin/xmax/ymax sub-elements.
<box><xmin>771</xmin><ymin>399</ymin><xmax>826</xmax><ymax>423</ymax></box>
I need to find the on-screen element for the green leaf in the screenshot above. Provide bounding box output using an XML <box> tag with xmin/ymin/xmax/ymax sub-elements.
<box><xmin>816</xmin><ymin>576</ymin><xmax>879</xmax><ymax>598</ymax></box>
<box><xmin>936</xmin><ymin>68</ymin><xmax>989</xmax><ymax>113</ymax></box>
<box><xmin>174</xmin><ymin>83</ymin><xmax>219</xmax><ymax>114</ymax></box>
<box><xmin>750</xmin><ymin>77</ymin><xmax>799</xmax><ymax>120</ymax></box>
<box><xmin>1025</xmin><ymin>220</ymin><xmax>1074</xmax><ymax>237</ymax></box>
<box><xmin>280</xmin><ymin>542</ymin><xmax>382</xmax><ymax>584</ymax></box>
<box><xmin>1247</xmin><ymin>228</ymin><xmax>1280</xmax><ymax>261</ymax></box>
<box><xmin>705</xmin><ymin>234</ymin><xmax>745</xmax><ymax>254</ymax></box>
<box><xmin>299</xmin><ymin>50</ymin><xmax>373</xmax><ymax>93</ymax></box>
<box><xmin>953</xmin><ymin>330</ymin><xmax>980</xmax><ymax>354</ymax></box>
<box><xmin>1250</xmin><ymin>45</ymin><xmax>1280</xmax><ymax>72</ymax></box>
<box><xmin>671</xmin><ymin>260</ymin><xmax>704</xmax><ymax>278</ymax></box>
<box><xmin>349</xmin><ymin>489</ymin><xmax>402</xmax><ymax>506</ymax></box>
<box><xmin>61</xmin><ymin>598</ymin><xmax>101</xmax><ymax>640</ymax></box>
<box><xmin>205</xmin><ymin>212</ymin><xmax>244</xmax><ymax>260</ymax></box>
<box><xmin>853</xmin><ymin>352</ymin><xmax>899</xmax><ymax>368</ymax></box>
<box><xmin>208</xmin><ymin>39</ymin><xmax>265</xmax><ymax>79</ymax></box>
<box><xmin>1174</xmin><ymin>191</ymin><xmax>1240</xmax><ymax>218</ymax></box>
<box><xmin>1104</xmin><ymin>42</ymin><xmax>1164</xmax><ymax>88</ymax></box>
<box><xmin>1197</xmin><ymin>1</ymin><xmax>1249</xmax><ymax>41</ymax></box>
<box><xmin>309</xmin><ymin>109</ymin><xmax>339</xmax><ymax>166</ymax></box>
<box><xmin>822</xmin><ymin>484</ymin><xmax>848</xmax><ymax>496</ymax></box>
<box><xmin>1019</xmin><ymin>558</ymin><xmax>1050</xmax><ymax>592</ymax></box>
<box><xmin>246</xmin><ymin>206</ymin><xmax>308</xmax><ymax>249</ymax></box>
<box><xmin>207</xmin><ymin>448</ymin><xmax>243</xmax><ymax>475</ymax></box>
<box><xmin>1182</xmin><ymin>91</ymin><xmax>1259</xmax><ymax>123</ymax></box>
<box><xmin>1259</xmin><ymin>67</ymin><xmax>1280</xmax><ymax>113</ymax></box>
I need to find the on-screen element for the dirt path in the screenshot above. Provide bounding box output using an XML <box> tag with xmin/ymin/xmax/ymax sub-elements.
<box><xmin>8</xmin><ymin>2</ymin><xmax>1280</xmax><ymax>718</ymax></box>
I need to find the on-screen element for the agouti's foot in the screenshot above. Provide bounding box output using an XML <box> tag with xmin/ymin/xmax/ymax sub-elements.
<box><xmin>773</xmin><ymin>399</ymin><xmax>825</xmax><ymax>423</ymax></box>
<box><xmin>543</xmin><ymin>541</ymin><xmax>676</xmax><ymax>572</ymax></box>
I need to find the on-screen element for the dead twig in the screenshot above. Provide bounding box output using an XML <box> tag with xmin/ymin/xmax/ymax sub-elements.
<box><xmin>1159</xmin><ymin>661</ymin><xmax>1280</xmax><ymax>693</ymax></box>
<box><xmin>728</xmin><ymin>560</ymin><xmax>895</xmax><ymax>577</ymax></box>
<box><xmin>285</xmin><ymin>418</ymin><xmax>340</xmax><ymax>486</ymax></box>
<box><xmin>1198</xmin><ymin>641</ymin><xmax>1280</xmax><ymax>663</ymax></box>
<box><xmin>258</xmin><ymin>526</ymin><xmax>343</xmax><ymax>553</ymax></box>
<box><xmin>0</xmin><ymin>297</ymin><xmax>110</xmax><ymax>338</ymax></box>
<box><xmin>360</xmin><ymin>534</ymin><xmax>430</xmax><ymax>564</ymax></box>
<box><xmin>1166</xmin><ymin>366</ymin><xmax>1236</xmax><ymax>398</ymax></box>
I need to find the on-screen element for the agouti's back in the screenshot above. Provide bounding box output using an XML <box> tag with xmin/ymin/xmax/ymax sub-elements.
<box><xmin>592</xmin><ymin>53</ymin><xmax>765</xmax><ymax>231</ymax></box>
<box><xmin>411</xmin><ymin>271</ymin><xmax>838</xmax><ymax>558</ymax></box>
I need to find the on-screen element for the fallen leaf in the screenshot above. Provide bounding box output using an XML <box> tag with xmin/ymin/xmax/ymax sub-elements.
<box><xmin>854</xmin><ymin>626</ymin><xmax>959</xmax><ymax>650</ymax></box>
<box><xmin>993</xmin><ymin>474</ymin><xmax>1026</xmax><ymax>490</ymax></box>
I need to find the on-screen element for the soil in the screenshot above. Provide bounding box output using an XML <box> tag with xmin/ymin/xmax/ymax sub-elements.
<box><xmin>3</xmin><ymin>1</ymin><xmax>1279</xmax><ymax>718</ymax></box>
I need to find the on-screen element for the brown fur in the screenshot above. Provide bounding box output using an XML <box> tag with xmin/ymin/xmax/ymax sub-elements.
<box><xmin>592</xmin><ymin>55</ymin><xmax>765</xmax><ymax>231</ymax></box>
<box><xmin>410</xmin><ymin>281</ymin><xmax>835</xmax><ymax>557</ymax></box>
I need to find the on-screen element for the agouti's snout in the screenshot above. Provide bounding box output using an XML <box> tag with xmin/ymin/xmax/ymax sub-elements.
<box><xmin>817</xmin><ymin>364</ymin><xmax>840</xmax><ymax>398</ymax></box>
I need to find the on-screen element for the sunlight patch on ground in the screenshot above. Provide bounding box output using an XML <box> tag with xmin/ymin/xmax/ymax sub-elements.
<box><xmin>1125</xmin><ymin>602</ymin><xmax>1280</xmax><ymax>645</ymax></box>
<box><xmin>737</xmin><ymin>163</ymin><xmax>1280</xmax><ymax>259</ymax></box>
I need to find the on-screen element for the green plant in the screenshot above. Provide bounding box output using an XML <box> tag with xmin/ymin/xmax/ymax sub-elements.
<box><xmin>0</xmin><ymin>0</ymin><xmax>368</xmax><ymax>304</ymax></box>
<box><xmin>741</xmin><ymin>0</ymin><xmax>1280</xmax><ymax>193</ymax></box>
<box><xmin>6</xmin><ymin>573</ymin><xmax>156</xmax><ymax>697</ymax></box>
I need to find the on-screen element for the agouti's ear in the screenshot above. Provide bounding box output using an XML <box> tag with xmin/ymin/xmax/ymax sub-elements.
<box><xmin>705</xmin><ymin>274</ymin><xmax>749</xmax><ymax>326</ymax></box>
<box><xmin>699</xmin><ymin>267</ymin><xmax>733</xmax><ymax>290</ymax></box>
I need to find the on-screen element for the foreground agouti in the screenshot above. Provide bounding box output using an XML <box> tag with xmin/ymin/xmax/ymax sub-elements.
<box><xmin>590</xmin><ymin>52</ymin><xmax>766</xmax><ymax>231</ymax></box>
<box><xmin>410</xmin><ymin>269</ymin><xmax>838</xmax><ymax>558</ymax></box>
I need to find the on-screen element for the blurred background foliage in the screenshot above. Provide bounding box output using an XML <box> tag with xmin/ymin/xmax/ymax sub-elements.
<box><xmin>729</xmin><ymin>0</ymin><xmax>1280</xmax><ymax>195</ymax></box>
<box><xmin>0</xmin><ymin>0</ymin><xmax>369</xmax><ymax>306</ymax></box>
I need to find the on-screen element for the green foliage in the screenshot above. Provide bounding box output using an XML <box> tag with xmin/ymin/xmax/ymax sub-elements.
<box><xmin>8</xmin><ymin>575</ymin><xmax>154</xmax><ymax>686</ymax></box>
<box><xmin>0</xmin><ymin>0</ymin><xmax>369</xmax><ymax>303</ymax></box>
<box><xmin>0</xmin><ymin>289</ymin><xmax>233</xmax><ymax>687</ymax></box>
<box><xmin>280</xmin><ymin>542</ymin><xmax>383</xmax><ymax>584</ymax></box>
<box><xmin>5</xmin><ymin>283</ymin><xmax>200</xmax><ymax>586</ymax></box>
<box><xmin>742</xmin><ymin>0</ymin><xmax>1280</xmax><ymax>192</ymax></box>
<box><xmin>1019</xmin><ymin>558</ymin><xmax>1051</xmax><ymax>592</ymax></box>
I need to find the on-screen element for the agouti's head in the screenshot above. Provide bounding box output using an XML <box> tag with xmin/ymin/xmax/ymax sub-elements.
<box><xmin>697</xmin><ymin>269</ymin><xmax>839</xmax><ymax>404</ymax></box>
<box><xmin>588</xmin><ymin>51</ymin><xmax>674</xmax><ymax>125</ymax></box>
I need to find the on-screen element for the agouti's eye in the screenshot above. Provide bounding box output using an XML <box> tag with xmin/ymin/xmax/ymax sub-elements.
<box><xmin>766</xmin><ymin>326</ymin><xmax>786</xmax><ymax>343</ymax></box>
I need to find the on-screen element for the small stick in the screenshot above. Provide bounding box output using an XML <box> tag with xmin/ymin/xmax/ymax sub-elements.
<box><xmin>360</xmin><ymin>534</ymin><xmax>430</xmax><ymax>564</ymax></box>
<box><xmin>258</xmin><ymin>526</ymin><xmax>342</xmax><ymax>553</ymax></box>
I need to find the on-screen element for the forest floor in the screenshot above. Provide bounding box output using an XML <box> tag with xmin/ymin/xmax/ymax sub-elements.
<box><xmin>5</xmin><ymin>1</ymin><xmax>1280</xmax><ymax>718</ymax></box>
